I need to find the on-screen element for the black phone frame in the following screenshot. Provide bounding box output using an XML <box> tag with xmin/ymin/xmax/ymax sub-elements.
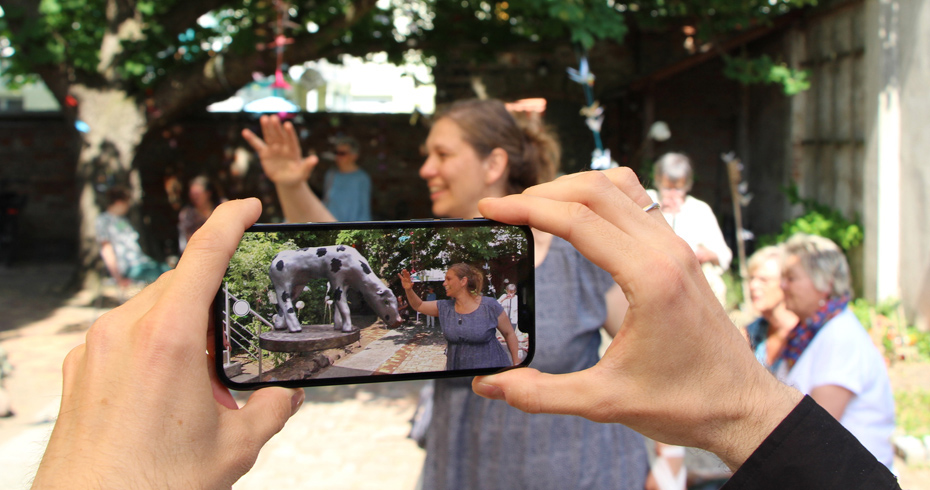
<box><xmin>214</xmin><ymin>218</ymin><xmax>535</xmax><ymax>390</ymax></box>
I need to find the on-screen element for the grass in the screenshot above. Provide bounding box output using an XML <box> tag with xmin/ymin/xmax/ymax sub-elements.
<box><xmin>896</xmin><ymin>389</ymin><xmax>930</xmax><ymax>438</ymax></box>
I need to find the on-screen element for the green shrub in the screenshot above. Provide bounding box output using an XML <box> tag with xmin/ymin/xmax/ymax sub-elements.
<box><xmin>758</xmin><ymin>184</ymin><xmax>864</xmax><ymax>252</ymax></box>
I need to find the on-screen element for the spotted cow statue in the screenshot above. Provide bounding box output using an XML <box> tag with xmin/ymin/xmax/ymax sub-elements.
<box><xmin>269</xmin><ymin>245</ymin><xmax>402</xmax><ymax>333</ymax></box>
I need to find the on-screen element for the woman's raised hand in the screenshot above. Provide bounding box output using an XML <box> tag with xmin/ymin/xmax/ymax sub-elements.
<box><xmin>242</xmin><ymin>114</ymin><xmax>319</xmax><ymax>187</ymax></box>
<box><xmin>398</xmin><ymin>269</ymin><xmax>414</xmax><ymax>290</ymax></box>
<box><xmin>471</xmin><ymin>168</ymin><xmax>801</xmax><ymax>470</ymax></box>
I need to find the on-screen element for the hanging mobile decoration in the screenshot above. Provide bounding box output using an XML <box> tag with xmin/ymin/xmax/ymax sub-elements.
<box><xmin>567</xmin><ymin>57</ymin><xmax>616</xmax><ymax>170</ymax></box>
<box><xmin>253</xmin><ymin>0</ymin><xmax>297</xmax><ymax>117</ymax></box>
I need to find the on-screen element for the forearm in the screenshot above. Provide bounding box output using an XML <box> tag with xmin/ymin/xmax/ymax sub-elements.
<box><xmin>274</xmin><ymin>182</ymin><xmax>335</xmax><ymax>223</ymax></box>
<box><xmin>100</xmin><ymin>244</ymin><xmax>122</xmax><ymax>280</ymax></box>
<box><xmin>405</xmin><ymin>288</ymin><xmax>424</xmax><ymax>311</ymax></box>
<box><xmin>503</xmin><ymin>331</ymin><xmax>520</xmax><ymax>364</ymax></box>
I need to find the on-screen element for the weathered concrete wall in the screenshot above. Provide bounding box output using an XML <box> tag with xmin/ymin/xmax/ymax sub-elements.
<box><xmin>897</xmin><ymin>0</ymin><xmax>930</xmax><ymax>326</ymax></box>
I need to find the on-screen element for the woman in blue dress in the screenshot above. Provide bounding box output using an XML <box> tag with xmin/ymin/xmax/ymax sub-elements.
<box><xmin>249</xmin><ymin>98</ymin><xmax>649</xmax><ymax>490</ymax></box>
<box><xmin>399</xmin><ymin>264</ymin><xmax>520</xmax><ymax>370</ymax></box>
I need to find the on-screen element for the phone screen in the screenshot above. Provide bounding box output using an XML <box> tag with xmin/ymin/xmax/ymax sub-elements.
<box><xmin>215</xmin><ymin>219</ymin><xmax>534</xmax><ymax>389</ymax></box>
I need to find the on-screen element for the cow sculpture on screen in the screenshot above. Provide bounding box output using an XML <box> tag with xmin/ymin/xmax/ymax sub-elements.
<box><xmin>269</xmin><ymin>245</ymin><xmax>402</xmax><ymax>333</ymax></box>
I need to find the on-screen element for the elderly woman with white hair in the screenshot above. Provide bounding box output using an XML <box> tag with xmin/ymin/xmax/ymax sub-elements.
<box><xmin>646</xmin><ymin>153</ymin><xmax>732</xmax><ymax>305</ymax></box>
<box><xmin>777</xmin><ymin>233</ymin><xmax>895</xmax><ymax>469</ymax></box>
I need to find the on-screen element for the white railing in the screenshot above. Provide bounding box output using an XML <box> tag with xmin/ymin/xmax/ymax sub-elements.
<box><xmin>223</xmin><ymin>282</ymin><xmax>274</xmax><ymax>380</ymax></box>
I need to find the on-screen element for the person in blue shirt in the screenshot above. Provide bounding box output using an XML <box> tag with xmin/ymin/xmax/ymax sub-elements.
<box><xmin>242</xmin><ymin>117</ymin><xmax>371</xmax><ymax>222</ymax></box>
<box><xmin>323</xmin><ymin>136</ymin><xmax>371</xmax><ymax>222</ymax></box>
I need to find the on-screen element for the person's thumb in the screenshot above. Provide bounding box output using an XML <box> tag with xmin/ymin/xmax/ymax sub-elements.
<box><xmin>472</xmin><ymin>368</ymin><xmax>597</xmax><ymax>419</ymax></box>
<box><xmin>302</xmin><ymin>154</ymin><xmax>319</xmax><ymax>169</ymax></box>
<box><xmin>237</xmin><ymin>387</ymin><xmax>304</xmax><ymax>444</ymax></box>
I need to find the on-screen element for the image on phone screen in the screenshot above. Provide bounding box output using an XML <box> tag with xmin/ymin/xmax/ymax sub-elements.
<box><xmin>215</xmin><ymin>219</ymin><xmax>534</xmax><ymax>389</ymax></box>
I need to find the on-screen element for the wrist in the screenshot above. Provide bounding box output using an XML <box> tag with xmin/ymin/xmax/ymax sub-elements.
<box><xmin>707</xmin><ymin>373</ymin><xmax>802</xmax><ymax>470</ymax></box>
<box><xmin>274</xmin><ymin>180</ymin><xmax>310</xmax><ymax>193</ymax></box>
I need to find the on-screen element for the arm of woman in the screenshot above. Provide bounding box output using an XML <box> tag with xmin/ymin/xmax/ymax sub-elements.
<box><xmin>810</xmin><ymin>384</ymin><xmax>855</xmax><ymax>421</ymax></box>
<box><xmin>242</xmin><ymin>115</ymin><xmax>335</xmax><ymax>223</ymax></box>
<box><xmin>398</xmin><ymin>270</ymin><xmax>439</xmax><ymax>317</ymax></box>
<box><xmin>99</xmin><ymin>242</ymin><xmax>128</xmax><ymax>287</ymax></box>
<box><xmin>496</xmin><ymin>311</ymin><xmax>521</xmax><ymax>365</ymax></box>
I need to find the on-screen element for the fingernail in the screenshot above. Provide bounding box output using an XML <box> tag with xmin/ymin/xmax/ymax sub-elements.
<box><xmin>290</xmin><ymin>389</ymin><xmax>305</xmax><ymax>415</ymax></box>
<box><xmin>473</xmin><ymin>379</ymin><xmax>504</xmax><ymax>400</ymax></box>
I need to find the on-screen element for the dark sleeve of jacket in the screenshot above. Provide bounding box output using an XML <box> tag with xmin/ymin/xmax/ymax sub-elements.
<box><xmin>723</xmin><ymin>395</ymin><xmax>900</xmax><ymax>490</ymax></box>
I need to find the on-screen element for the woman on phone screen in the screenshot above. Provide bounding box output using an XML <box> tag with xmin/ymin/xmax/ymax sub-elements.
<box><xmin>399</xmin><ymin>264</ymin><xmax>520</xmax><ymax>370</ymax></box>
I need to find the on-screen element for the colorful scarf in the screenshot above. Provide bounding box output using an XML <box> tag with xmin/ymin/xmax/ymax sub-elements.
<box><xmin>779</xmin><ymin>294</ymin><xmax>851</xmax><ymax>371</ymax></box>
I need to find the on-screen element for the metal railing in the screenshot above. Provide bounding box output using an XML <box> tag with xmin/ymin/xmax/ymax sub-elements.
<box><xmin>223</xmin><ymin>282</ymin><xmax>274</xmax><ymax>380</ymax></box>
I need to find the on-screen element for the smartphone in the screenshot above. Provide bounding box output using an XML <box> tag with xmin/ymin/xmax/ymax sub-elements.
<box><xmin>214</xmin><ymin>219</ymin><xmax>534</xmax><ymax>390</ymax></box>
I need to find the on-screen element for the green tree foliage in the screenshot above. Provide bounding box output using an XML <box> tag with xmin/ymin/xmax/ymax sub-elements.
<box><xmin>1</xmin><ymin>0</ymin><xmax>821</xmax><ymax>108</ymax></box>
<box><xmin>723</xmin><ymin>54</ymin><xmax>810</xmax><ymax>95</ymax></box>
<box><xmin>758</xmin><ymin>184</ymin><xmax>864</xmax><ymax>252</ymax></box>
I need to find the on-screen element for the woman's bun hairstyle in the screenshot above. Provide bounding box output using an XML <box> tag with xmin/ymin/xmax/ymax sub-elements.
<box><xmin>437</xmin><ymin>99</ymin><xmax>560</xmax><ymax>194</ymax></box>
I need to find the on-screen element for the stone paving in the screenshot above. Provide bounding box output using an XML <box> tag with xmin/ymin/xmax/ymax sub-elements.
<box><xmin>0</xmin><ymin>264</ymin><xmax>428</xmax><ymax>489</ymax></box>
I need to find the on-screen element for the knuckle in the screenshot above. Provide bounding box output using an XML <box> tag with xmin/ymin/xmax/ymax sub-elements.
<box><xmin>564</xmin><ymin>202</ymin><xmax>600</xmax><ymax>226</ymax></box>
<box><xmin>62</xmin><ymin>344</ymin><xmax>86</xmax><ymax>373</ymax></box>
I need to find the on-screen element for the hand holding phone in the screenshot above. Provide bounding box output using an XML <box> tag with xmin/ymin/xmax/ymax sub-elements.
<box><xmin>34</xmin><ymin>199</ymin><xmax>303</xmax><ymax>489</ymax></box>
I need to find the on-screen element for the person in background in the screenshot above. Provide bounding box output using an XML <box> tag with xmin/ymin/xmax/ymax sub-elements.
<box><xmin>644</xmin><ymin>152</ymin><xmax>733</xmax><ymax>488</ymax></box>
<box><xmin>497</xmin><ymin>283</ymin><xmax>519</xmax><ymax>335</ymax></box>
<box><xmin>425</xmin><ymin>287</ymin><xmax>438</xmax><ymax>328</ymax></box>
<box><xmin>241</xmin><ymin>119</ymin><xmax>370</xmax><ymax>222</ymax></box>
<box><xmin>323</xmin><ymin>135</ymin><xmax>371</xmax><ymax>221</ymax></box>
<box><xmin>178</xmin><ymin>175</ymin><xmax>221</xmax><ymax>254</ymax></box>
<box><xmin>744</xmin><ymin>245</ymin><xmax>799</xmax><ymax>371</ymax></box>
<box><xmin>96</xmin><ymin>186</ymin><xmax>172</xmax><ymax>287</ymax></box>
<box><xmin>777</xmin><ymin>233</ymin><xmax>895</xmax><ymax>468</ymax></box>
<box><xmin>646</xmin><ymin>152</ymin><xmax>732</xmax><ymax>305</ymax></box>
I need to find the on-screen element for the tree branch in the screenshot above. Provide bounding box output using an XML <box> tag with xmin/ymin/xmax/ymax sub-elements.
<box><xmin>152</xmin><ymin>0</ymin><xmax>230</xmax><ymax>39</ymax></box>
<box><xmin>147</xmin><ymin>0</ymin><xmax>380</xmax><ymax>126</ymax></box>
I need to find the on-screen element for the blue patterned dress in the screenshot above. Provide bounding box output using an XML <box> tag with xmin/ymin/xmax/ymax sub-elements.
<box><xmin>436</xmin><ymin>296</ymin><xmax>512</xmax><ymax>370</ymax></box>
<box><xmin>421</xmin><ymin>237</ymin><xmax>649</xmax><ymax>490</ymax></box>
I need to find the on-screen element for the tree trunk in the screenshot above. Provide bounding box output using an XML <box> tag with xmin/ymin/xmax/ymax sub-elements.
<box><xmin>72</xmin><ymin>86</ymin><xmax>148</xmax><ymax>289</ymax></box>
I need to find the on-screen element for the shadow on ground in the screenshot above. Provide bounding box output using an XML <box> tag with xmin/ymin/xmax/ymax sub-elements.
<box><xmin>0</xmin><ymin>262</ymin><xmax>83</xmax><ymax>336</ymax></box>
<box><xmin>232</xmin><ymin>379</ymin><xmax>427</xmax><ymax>407</ymax></box>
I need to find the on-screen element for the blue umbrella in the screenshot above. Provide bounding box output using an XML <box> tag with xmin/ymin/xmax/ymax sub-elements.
<box><xmin>243</xmin><ymin>96</ymin><xmax>300</xmax><ymax>113</ymax></box>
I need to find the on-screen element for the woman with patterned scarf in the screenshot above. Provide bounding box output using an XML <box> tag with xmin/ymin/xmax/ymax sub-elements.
<box><xmin>777</xmin><ymin>233</ymin><xmax>895</xmax><ymax>470</ymax></box>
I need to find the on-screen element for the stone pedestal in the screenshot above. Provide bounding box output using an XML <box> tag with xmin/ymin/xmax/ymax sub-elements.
<box><xmin>260</xmin><ymin>324</ymin><xmax>360</xmax><ymax>353</ymax></box>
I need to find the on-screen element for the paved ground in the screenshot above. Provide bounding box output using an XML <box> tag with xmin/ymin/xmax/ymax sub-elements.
<box><xmin>1</xmin><ymin>263</ymin><xmax>929</xmax><ymax>489</ymax></box>
<box><xmin>0</xmin><ymin>264</ymin><xmax>427</xmax><ymax>489</ymax></box>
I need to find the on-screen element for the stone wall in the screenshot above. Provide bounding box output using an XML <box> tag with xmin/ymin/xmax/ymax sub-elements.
<box><xmin>0</xmin><ymin>112</ymin><xmax>432</xmax><ymax>263</ymax></box>
<box><xmin>0</xmin><ymin>114</ymin><xmax>80</xmax><ymax>262</ymax></box>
